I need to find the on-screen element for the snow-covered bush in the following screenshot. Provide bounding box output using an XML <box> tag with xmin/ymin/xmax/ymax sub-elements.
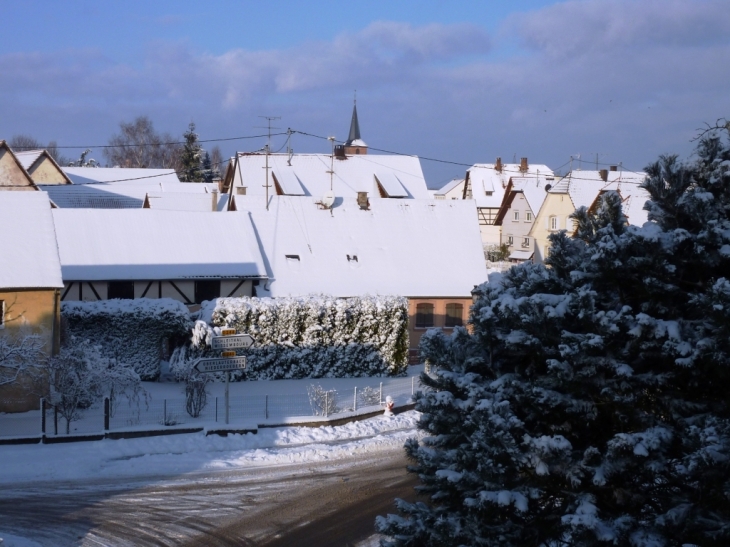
<box><xmin>61</xmin><ymin>299</ymin><xmax>193</xmax><ymax>380</ymax></box>
<box><xmin>174</xmin><ymin>295</ymin><xmax>408</xmax><ymax>380</ymax></box>
<box><xmin>307</xmin><ymin>384</ymin><xmax>339</xmax><ymax>416</ymax></box>
<box><xmin>47</xmin><ymin>340</ymin><xmax>146</xmax><ymax>434</ymax></box>
<box><xmin>377</xmin><ymin>127</ymin><xmax>730</xmax><ymax>545</ymax></box>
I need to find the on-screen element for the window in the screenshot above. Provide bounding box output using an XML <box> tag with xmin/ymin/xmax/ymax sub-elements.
<box><xmin>195</xmin><ymin>280</ymin><xmax>221</xmax><ymax>304</ymax></box>
<box><xmin>415</xmin><ymin>303</ymin><xmax>434</xmax><ymax>328</ymax></box>
<box><xmin>445</xmin><ymin>303</ymin><xmax>463</xmax><ymax>327</ymax></box>
<box><xmin>513</xmin><ymin>211</ymin><xmax>520</xmax><ymax>221</ymax></box>
<box><xmin>526</xmin><ymin>211</ymin><xmax>533</xmax><ymax>222</ymax></box>
<box><xmin>507</xmin><ymin>236</ymin><xmax>514</xmax><ymax>246</ymax></box>
<box><xmin>522</xmin><ymin>237</ymin><xmax>530</xmax><ymax>248</ymax></box>
<box><xmin>549</xmin><ymin>216</ymin><xmax>559</xmax><ymax>230</ymax></box>
<box><xmin>0</xmin><ymin>300</ymin><xmax>4</xmax><ymax>329</ymax></box>
<box><xmin>107</xmin><ymin>281</ymin><xmax>134</xmax><ymax>300</ymax></box>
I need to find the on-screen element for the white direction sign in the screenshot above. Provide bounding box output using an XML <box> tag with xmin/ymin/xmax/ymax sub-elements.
<box><xmin>211</xmin><ymin>334</ymin><xmax>255</xmax><ymax>350</ymax></box>
<box><xmin>194</xmin><ymin>356</ymin><xmax>247</xmax><ymax>373</ymax></box>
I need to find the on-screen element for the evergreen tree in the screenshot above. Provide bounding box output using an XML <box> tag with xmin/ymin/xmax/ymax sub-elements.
<box><xmin>201</xmin><ymin>151</ymin><xmax>214</xmax><ymax>183</ymax></box>
<box><xmin>179</xmin><ymin>122</ymin><xmax>204</xmax><ymax>182</ymax></box>
<box><xmin>377</xmin><ymin>127</ymin><xmax>730</xmax><ymax>546</ymax></box>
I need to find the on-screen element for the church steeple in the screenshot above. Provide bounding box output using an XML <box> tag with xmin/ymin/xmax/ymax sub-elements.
<box><xmin>344</xmin><ymin>94</ymin><xmax>367</xmax><ymax>155</ymax></box>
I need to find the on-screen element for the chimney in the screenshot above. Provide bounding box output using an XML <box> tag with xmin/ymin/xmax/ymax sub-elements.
<box><xmin>211</xmin><ymin>188</ymin><xmax>218</xmax><ymax>212</ymax></box>
<box><xmin>495</xmin><ymin>157</ymin><xmax>502</xmax><ymax>173</ymax></box>
<box><xmin>599</xmin><ymin>169</ymin><xmax>608</xmax><ymax>182</ymax></box>
<box><xmin>609</xmin><ymin>165</ymin><xmax>618</xmax><ymax>172</ymax></box>
<box><xmin>520</xmin><ymin>157</ymin><xmax>528</xmax><ymax>173</ymax></box>
<box><xmin>357</xmin><ymin>191</ymin><xmax>370</xmax><ymax>210</ymax></box>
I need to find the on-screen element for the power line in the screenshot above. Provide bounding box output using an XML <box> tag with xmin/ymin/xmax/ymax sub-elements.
<box><xmin>52</xmin><ymin>132</ymin><xmax>288</xmax><ymax>149</ymax></box>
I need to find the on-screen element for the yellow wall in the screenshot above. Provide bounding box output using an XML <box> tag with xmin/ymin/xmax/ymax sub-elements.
<box><xmin>407</xmin><ymin>297</ymin><xmax>472</xmax><ymax>363</ymax></box>
<box><xmin>27</xmin><ymin>157</ymin><xmax>69</xmax><ymax>184</ymax></box>
<box><xmin>529</xmin><ymin>193</ymin><xmax>576</xmax><ymax>264</ymax></box>
<box><xmin>0</xmin><ymin>288</ymin><xmax>60</xmax><ymax>412</ymax></box>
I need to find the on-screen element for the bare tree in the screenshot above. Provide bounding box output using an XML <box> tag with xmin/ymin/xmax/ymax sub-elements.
<box><xmin>0</xmin><ymin>332</ymin><xmax>46</xmax><ymax>388</ymax></box>
<box><xmin>210</xmin><ymin>145</ymin><xmax>223</xmax><ymax>178</ymax></box>
<box><xmin>103</xmin><ymin>116</ymin><xmax>182</xmax><ymax>170</ymax></box>
<box><xmin>9</xmin><ymin>134</ymin><xmax>68</xmax><ymax>166</ymax></box>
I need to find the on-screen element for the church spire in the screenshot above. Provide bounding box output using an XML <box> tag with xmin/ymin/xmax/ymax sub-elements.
<box><xmin>344</xmin><ymin>93</ymin><xmax>367</xmax><ymax>155</ymax></box>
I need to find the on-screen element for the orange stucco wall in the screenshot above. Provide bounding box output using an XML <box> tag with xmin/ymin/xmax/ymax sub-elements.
<box><xmin>407</xmin><ymin>297</ymin><xmax>473</xmax><ymax>363</ymax></box>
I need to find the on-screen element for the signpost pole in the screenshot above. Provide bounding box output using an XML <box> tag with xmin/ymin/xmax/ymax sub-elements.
<box><xmin>225</xmin><ymin>371</ymin><xmax>230</xmax><ymax>425</ymax></box>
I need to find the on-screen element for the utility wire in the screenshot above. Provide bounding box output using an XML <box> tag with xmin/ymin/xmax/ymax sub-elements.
<box><xmin>53</xmin><ymin>132</ymin><xmax>288</xmax><ymax>149</ymax></box>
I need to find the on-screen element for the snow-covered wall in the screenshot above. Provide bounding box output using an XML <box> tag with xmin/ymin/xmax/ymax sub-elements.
<box><xmin>178</xmin><ymin>295</ymin><xmax>409</xmax><ymax>380</ymax></box>
<box><xmin>61</xmin><ymin>299</ymin><xmax>193</xmax><ymax>380</ymax></box>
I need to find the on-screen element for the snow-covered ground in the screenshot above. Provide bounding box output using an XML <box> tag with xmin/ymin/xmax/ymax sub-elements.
<box><xmin>0</xmin><ymin>370</ymin><xmax>426</xmax><ymax>546</ymax></box>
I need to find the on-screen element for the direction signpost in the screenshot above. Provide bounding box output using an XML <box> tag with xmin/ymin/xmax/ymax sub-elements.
<box><xmin>193</xmin><ymin>329</ymin><xmax>255</xmax><ymax>425</ymax></box>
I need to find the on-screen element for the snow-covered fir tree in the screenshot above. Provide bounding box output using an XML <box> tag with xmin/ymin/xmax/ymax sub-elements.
<box><xmin>377</xmin><ymin>127</ymin><xmax>730</xmax><ymax>546</ymax></box>
<box><xmin>201</xmin><ymin>151</ymin><xmax>214</xmax><ymax>183</ymax></box>
<box><xmin>179</xmin><ymin>122</ymin><xmax>204</xmax><ymax>182</ymax></box>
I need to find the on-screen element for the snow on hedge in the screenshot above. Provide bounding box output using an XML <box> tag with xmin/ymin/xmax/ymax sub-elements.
<box><xmin>61</xmin><ymin>299</ymin><xmax>193</xmax><ymax>381</ymax></box>
<box><xmin>173</xmin><ymin>295</ymin><xmax>409</xmax><ymax>380</ymax></box>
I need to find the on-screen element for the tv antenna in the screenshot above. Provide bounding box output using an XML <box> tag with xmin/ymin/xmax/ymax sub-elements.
<box><xmin>256</xmin><ymin>116</ymin><xmax>281</xmax><ymax>148</ymax></box>
<box><xmin>255</xmin><ymin>116</ymin><xmax>280</xmax><ymax>212</ymax></box>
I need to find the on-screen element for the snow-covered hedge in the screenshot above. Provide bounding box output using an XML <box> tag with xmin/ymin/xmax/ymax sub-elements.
<box><xmin>61</xmin><ymin>299</ymin><xmax>193</xmax><ymax>381</ymax></box>
<box><xmin>173</xmin><ymin>295</ymin><xmax>409</xmax><ymax>380</ymax></box>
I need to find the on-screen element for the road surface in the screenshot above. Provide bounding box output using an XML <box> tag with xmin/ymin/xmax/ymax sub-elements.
<box><xmin>0</xmin><ymin>448</ymin><xmax>419</xmax><ymax>546</ymax></box>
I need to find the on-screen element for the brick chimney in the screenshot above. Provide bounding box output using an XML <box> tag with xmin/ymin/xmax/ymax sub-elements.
<box><xmin>357</xmin><ymin>191</ymin><xmax>369</xmax><ymax>210</ymax></box>
<box><xmin>495</xmin><ymin>157</ymin><xmax>502</xmax><ymax>173</ymax></box>
<box><xmin>599</xmin><ymin>169</ymin><xmax>608</xmax><ymax>182</ymax></box>
<box><xmin>520</xmin><ymin>157</ymin><xmax>528</xmax><ymax>173</ymax></box>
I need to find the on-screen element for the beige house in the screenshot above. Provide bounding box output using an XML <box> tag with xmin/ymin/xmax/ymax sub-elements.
<box><xmin>0</xmin><ymin>192</ymin><xmax>63</xmax><ymax>412</ymax></box>
<box><xmin>14</xmin><ymin>150</ymin><xmax>72</xmax><ymax>186</ymax></box>
<box><xmin>530</xmin><ymin>167</ymin><xmax>648</xmax><ymax>263</ymax></box>
<box><xmin>434</xmin><ymin>178</ymin><xmax>465</xmax><ymax>200</ymax></box>
<box><xmin>494</xmin><ymin>174</ymin><xmax>554</xmax><ymax>262</ymax></box>
<box><xmin>0</xmin><ymin>140</ymin><xmax>38</xmax><ymax>191</ymax></box>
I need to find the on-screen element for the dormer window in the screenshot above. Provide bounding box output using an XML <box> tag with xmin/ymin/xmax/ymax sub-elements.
<box><xmin>347</xmin><ymin>255</ymin><xmax>358</xmax><ymax>262</ymax></box>
<box><xmin>285</xmin><ymin>254</ymin><xmax>300</xmax><ymax>261</ymax></box>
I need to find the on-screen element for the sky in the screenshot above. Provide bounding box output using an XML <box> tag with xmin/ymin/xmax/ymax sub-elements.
<box><xmin>1</xmin><ymin>0</ymin><xmax>729</xmax><ymax>188</ymax></box>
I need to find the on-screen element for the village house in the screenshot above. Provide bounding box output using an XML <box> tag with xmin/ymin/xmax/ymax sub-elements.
<box><xmin>493</xmin><ymin>173</ymin><xmax>554</xmax><ymax>262</ymax></box>
<box><xmin>461</xmin><ymin>158</ymin><xmax>555</xmax><ymax>249</ymax></box>
<box><xmin>52</xmin><ymin>209</ymin><xmax>267</xmax><ymax>305</ymax></box>
<box><xmin>14</xmin><ymin>149</ymin><xmax>72</xmax><ymax>186</ymax></box>
<box><xmin>0</xmin><ymin>140</ymin><xmax>38</xmax><ymax>191</ymax></box>
<box><xmin>434</xmin><ymin>178</ymin><xmax>465</xmax><ymax>200</ymax></box>
<box><xmin>529</xmin><ymin>167</ymin><xmax>648</xmax><ymax>263</ymax></box>
<box><xmin>232</xmin><ymin>194</ymin><xmax>487</xmax><ymax>362</ymax></box>
<box><xmin>0</xmin><ymin>192</ymin><xmax>63</xmax><ymax>412</ymax></box>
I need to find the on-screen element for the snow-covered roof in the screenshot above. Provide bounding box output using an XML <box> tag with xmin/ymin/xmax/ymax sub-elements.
<box><xmin>435</xmin><ymin>178</ymin><xmax>465</xmax><ymax>197</ymax></box>
<box><xmin>231</xmin><ymin>153</ymin><xmax>430</xmax><ymax>200</ymax></box>
<box><xmin>509</xmin><ymin>249</ymin><xmax>533</xmax><ymax>261</ymax></box>
<box><xmin>234</xmin><ymin>196</ymin><xmax>486</xmax><ymax>298</ymax></box>
<box><xmin>554</xmin><ymin>169</ymin><xmax>648</xmax><ymax>215</ymax></box>
<box><xmin>13</xmin><ymin>150</ymin><xmax>44</xmax><ymax>171</ymax></box>
<box><xmin>467</xmin><ymin>163</ymin><xmax>554</xmax><ymax>208</ymax></box>
<box><xmin>40</xmin><ymin>184</ymin><xmax>148</xmax><ymax>208</ymax></box>
<box><xmin>0</xmin><ymin>192</ymin><xmax>63</xmax><ymax>289</ymax></box>
<box><xmin>41</xmin><ymin>182</ymin><xmax>219</xmax><ymax>209</ymax></box>
<box><xmin>144</xmin><ymin>192</ymin><xmax>229</xmax><ymax>212</ymax></box>
<box><xmin>51</xmin><ymin>209</ymin><xmax>267</xmax><ymax>281</ymax></box>
<box><xmin>63</xmin><ymin>167</ymin><xmax>181</xmax><ymax>185</ymax></box>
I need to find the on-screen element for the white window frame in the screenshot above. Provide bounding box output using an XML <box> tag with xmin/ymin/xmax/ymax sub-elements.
<box><xmin>549</xmin><ymin>216</ymin><xmax>559</xmax><ymax>231</ymax></box>
<box><xmin>513</xmin><ymin>211</ymin><xmax>520</xmax><ymax>222</ymax></box>
<box><xmin>525</xmin><ymin>211</ymin><xmax>533</xmax><ymax>222</ymax></box>
<box><xmin>507</xmin><ymin>236</ymin><xmax>514</xmax><ymax>246</ymax></box>
<box><xmin>522</xmin><ymin>237</ymin><xmax>530</xmax><ymax>248</ymax></box>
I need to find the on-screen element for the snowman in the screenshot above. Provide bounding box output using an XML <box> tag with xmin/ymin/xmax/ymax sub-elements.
<box><xmin>384</xmin><ymin>395</ymin><xmax>395</xmax><ymax>417</ymax></box>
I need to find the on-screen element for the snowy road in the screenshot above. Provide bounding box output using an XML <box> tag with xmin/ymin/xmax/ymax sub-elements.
<box><xmin>0</xmin><ymin>412</ymin><xmax>422</xmax><ymax>546</ymax></box>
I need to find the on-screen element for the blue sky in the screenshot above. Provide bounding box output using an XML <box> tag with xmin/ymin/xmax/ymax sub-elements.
<box><xmin>1</xmin><ymin>0</ymin><xmax>729</xmax><ymax>187</ymax></box>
